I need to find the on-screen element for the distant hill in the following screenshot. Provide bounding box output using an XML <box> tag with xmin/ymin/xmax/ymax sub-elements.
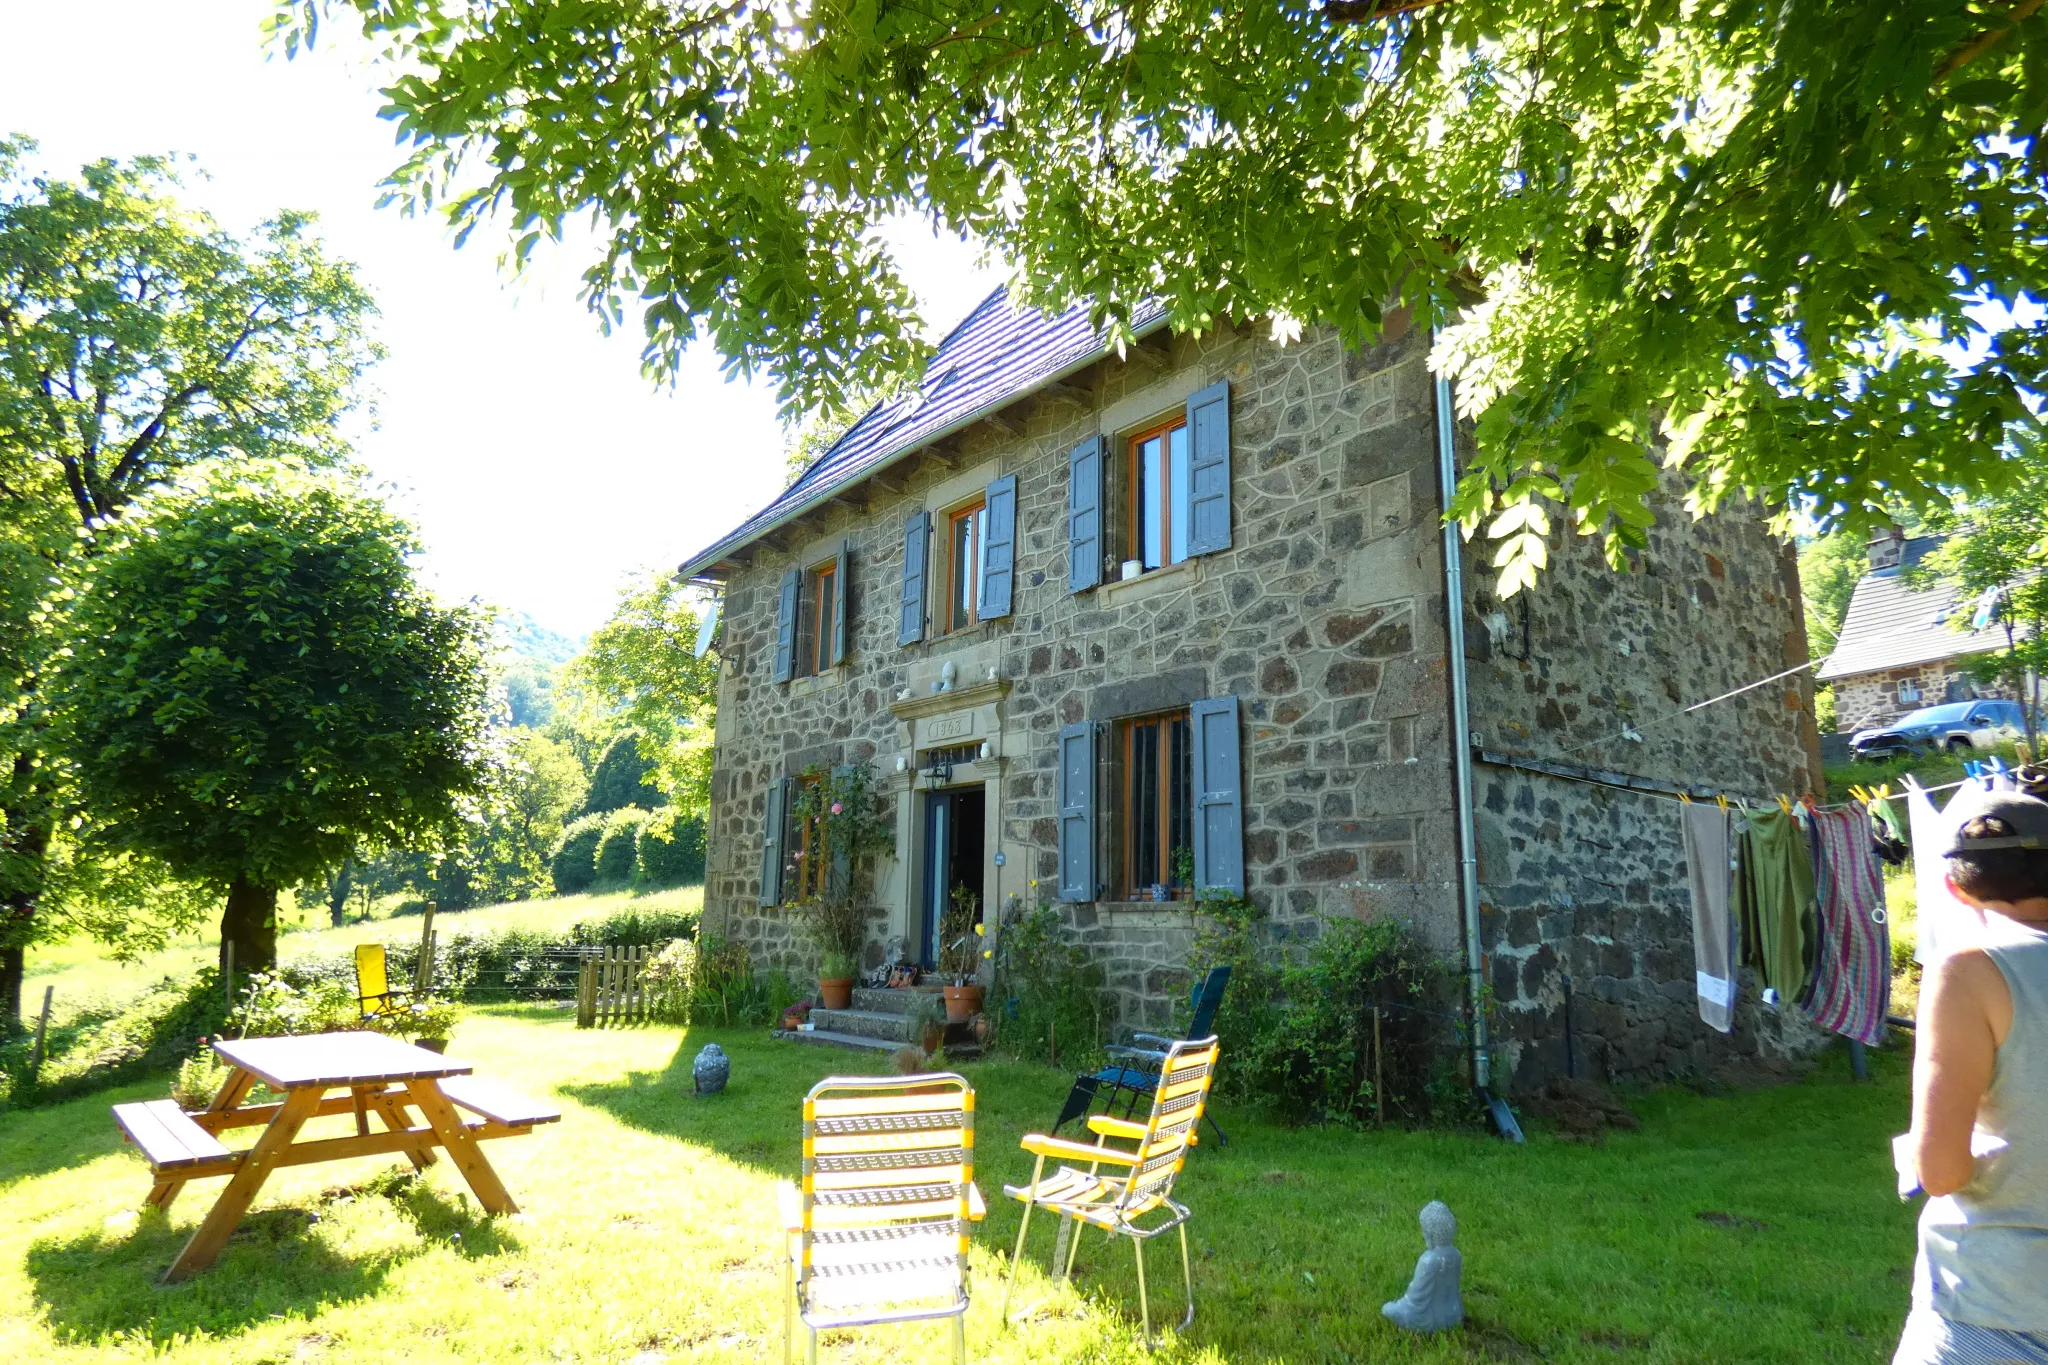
<box><xmin>498</xmin><ymin>611</ymin><xmax>581</xmax><ymax>668</ymax></box>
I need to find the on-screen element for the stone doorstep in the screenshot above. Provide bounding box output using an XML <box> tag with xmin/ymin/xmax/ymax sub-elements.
<box><xmin>850</xmin><ymin>987</ymin><xmax>946</xmax><ymax>1017</ymax></box>
<box><xmin>782</xmin><ymin>1029</ymin><xmax>900</xmax><ymax>1054</ymax></box>
<box><xmin>807</xmin><ymin>1007</ymin><xmax>920</xmax><ymax>1043</ymax></box>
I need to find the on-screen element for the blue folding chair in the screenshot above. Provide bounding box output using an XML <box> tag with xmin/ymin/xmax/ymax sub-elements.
<box><xmin>1050</xmin><ymin>966</ymin><xmax>1230</xmax><ymax>1146</ymax></box>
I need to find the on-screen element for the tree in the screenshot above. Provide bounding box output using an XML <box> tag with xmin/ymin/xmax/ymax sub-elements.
<box><xmin>0</xmin><ymin>137</ymin><xmax>377</xmax><ymax>1024</ymax></box>
<box><xmin>50</xmin><ymin>465</ymin><xmax>493</xmax><ymax>975</ymax></box>
<box><xmin>568</xmin><ymin>569</ymin><xmax>720</xmax><ymax>818</ymax></box>
<box><xmin>580</xmin><ymin>731</ymin><xmax>665</xmax><ymax>818</ymax></box>
<box><xmin>1797</xmin><ymin>531</ymin><xmax>1874</xmax><ymax>658</ymax></box>
<box><xmin>487</xmin><ymin>729</ymin><xmax>588</xmax><ymax>897</ymax></box>
<box><xmin>1907</xmin><ymin>446</ymin><xmax>2048</xmax><ymax>750</ymax></box>
<box><xmin>284</xmin><ymin>2</ymin><xmax>2043</xmax><ymax>589</ymax></box>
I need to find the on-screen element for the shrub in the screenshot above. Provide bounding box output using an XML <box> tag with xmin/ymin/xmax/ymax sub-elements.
<box><xmin>551</xmin><ymin>813</ymin><xmax>606</xmax><ymax>893</ymax></box>
<box><xmin>5</xmin><ymin>970</ymin><xmax>231</xmax><ymax>1106</ymax></box>
<box><xmin>594</xmin><ymin>806</ymin><xmax>651</xmax><ymax>888</ymax></box>
<box><xmin>171</xmin><ymin>1046</ymin><xmax>232</xmax><ymax>1110</ymax></box>
<box><xmin>635</xmin><ymin>810</ymin><xmax>705</xmax><ymax>888</ymax></box>
<box><xmin>992</xmin><ymin>894</ymin><xmax>1111</xmax><ymax>1068</ymax></box>
<box><xmin>643</xmin><ymin>938</ymin><xmax>699</xmax><ymax>1023</ymax></box>
<box><xmin>582</xmin><ymin>730</ymin><xmax>663</xmax><ymax>816</ymax></box>
<box><xmin>1241</xmin><ymin>916</ymin><xmax>1465</xmax><ymax>1127</ymax></box>
<box><xmin>230</xmin><ymin>970</ymin><xmax>358</xmax><ymax>1038</ymax></box>
<box><xmin>568</xmin><ymin>905</ymin><xmax>699</xmax><ymax>948</ymax></box>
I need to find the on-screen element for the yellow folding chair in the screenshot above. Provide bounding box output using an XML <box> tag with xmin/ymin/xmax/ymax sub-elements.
<box><xmin>1002</xmin><ymin>1035</ymin><xmax>1219</xmax><ymax>1343</ymax></box>
<box><xmin>780</xmin><ymin>1072</ymin><xmax>987</xmax><ymax>1365</ymax></box>
<box><xmin>353</xmin><ymin>943</ymin><xmax>412</xmax><ymax>1019</ymax></box>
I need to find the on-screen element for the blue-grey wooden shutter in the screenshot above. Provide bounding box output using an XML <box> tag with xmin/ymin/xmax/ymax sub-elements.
<box><xmin>1057</xmin><ymin>721</ymin><xmax>1096</xmax><ymax>902</ymax></box>
<box><xmin>1185</xmin><ymin>380</ymin><xmax>1232</xmax><ymax>556</ymax></box>
<box><xmin>1068</xmin><ymin>435</ymin><xmax>1104</xmax><ymax>592</ymax></box>
<box><xmin>1190</xmin><ymin>696</ymin><xmax>1245</xmax><ymax>894</ymax></box>
<box><xmin>979</xmin><ymin>474</ymin><xmax>1018</xmax><ymax>620</ymax></box>
<box><xmin>899</xmin><ymin>511</ymin><xmax>929</xmax><ymax>646</ymax></box>
<box><xmin>830</xmin><ymin>541</ymin><xmax>851</xmax><ymax>666</ymax></box>
<box><xmin>773</xmin><ymin>569</ymin><xmax>799</xmax><ymax>683</ymax></box>
<box><xmin>759</xmin><ymin>776</ymin><xmax>790</xmax><ymax>906</ymax></box>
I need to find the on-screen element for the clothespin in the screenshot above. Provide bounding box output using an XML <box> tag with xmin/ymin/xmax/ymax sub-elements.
<box><xmin>1678</xmin><ymin>790</ymin><xmax>1692</xmax><ymax>804</ymax></box>
<box><xmin>1715</xmin><ymin>793</ymin><xmax>1729</xmax><ymax>811</ymax></box>
<box><xmin>1776</xmin><ymin>794</ymin><xmax>1793</xmax><ymax>815</ymax></box>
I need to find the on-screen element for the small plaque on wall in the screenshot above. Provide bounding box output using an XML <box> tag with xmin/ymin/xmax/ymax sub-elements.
<box><xmin>924</xmin><ymin>713</ymin><xmax>974</xmax><ymax>742</ymax></box>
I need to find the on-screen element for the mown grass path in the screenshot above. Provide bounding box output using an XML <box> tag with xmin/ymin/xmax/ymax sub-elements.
<box><xmin>1</xmin><ymin>1008</ymin><xmax>1916</xmax><ymax>1363</ymax></box>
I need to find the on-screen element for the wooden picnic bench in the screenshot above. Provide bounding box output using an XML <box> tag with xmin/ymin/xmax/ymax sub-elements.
<box><xmin>112</xmin><ymin>1031</ymin><xmax>559</xmax><ymax>1282</ymax></box>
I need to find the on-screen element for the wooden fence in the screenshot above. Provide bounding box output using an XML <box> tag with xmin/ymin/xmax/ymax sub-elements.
<box><xmin>577</xmin><ymin>945</ymin><xmax>653</xmax><ymax>1027</ymax></box>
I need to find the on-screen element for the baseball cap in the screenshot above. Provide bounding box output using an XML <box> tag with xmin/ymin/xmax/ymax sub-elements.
<box><xmin>1943</xmin><ymin>789</ymin><xmax>2048</xmax><ymax>856</ymax></box>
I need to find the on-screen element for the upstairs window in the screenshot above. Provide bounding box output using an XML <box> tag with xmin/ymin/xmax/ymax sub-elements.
<box><xmin>1122</xmin><ymin>709</ymin><xmax>1193</xmax><ymax>899</ymax></box>
<box><xmin>1128</xmin><ymin>417</ymin><xmax>1190</xmax><ymax>572</ymax></box>
<box><xmin>943</xmin><ymin>498</ymin><xmax>988</xmax><ymax>635</ymax></box>
<box><xmin>794</xmin><ymin>559</ymin><xmax>837</xmax><ymax>678</ymax></box>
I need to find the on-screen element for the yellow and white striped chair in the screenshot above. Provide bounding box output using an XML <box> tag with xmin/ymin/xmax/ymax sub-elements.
<box><xmin>1001</xmin><ymin>1035</ymin><xmax>1220</xmax><ymax>1342</ymax></box>
<box><xmin>779</xmin><ymin>1072</ymin><xmax>987</xmax><ymax>1365</ymax></box>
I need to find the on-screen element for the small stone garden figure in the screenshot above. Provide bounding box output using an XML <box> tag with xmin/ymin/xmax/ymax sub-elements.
<box><xmin>1382</xmin><ymin>1200</ymin><xmax>1463</xmax><ymax>1333</ymax></box>
<box><xmin>693</xmin><ymin>1043</ymin><xmax>730</xmax><ymax>1096</ymax></box>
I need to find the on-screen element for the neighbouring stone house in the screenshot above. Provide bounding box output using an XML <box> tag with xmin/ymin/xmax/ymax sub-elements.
<box><xmin>1818</xmin><ymin>526</ymin><xmax>2025</xmax><ymax>735</ymax></box>
<box><xmin>678</xmin><ymin>287</ymin><xmax>1826</xmax><ymax>1092</ymax></box>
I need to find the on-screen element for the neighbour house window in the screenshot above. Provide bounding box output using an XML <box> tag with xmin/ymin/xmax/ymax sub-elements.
<box><xmin>1121</xmin><ymin>709</ymin><xmax>1193</xmax><ymax>899</ymax></box>
<box><xmin>943</xmin><ymin>499</ymin><xmax>988</xmax><ymax>634</ymax></box>
<box><xmin>795</xmin><ymin>560</ymin><xmax>836</xmax><ymax>677</ymax></box>
<box><xmin>1127</xmin><ymin>417</ymin><xmax>1191</xmax><ymax>572</ymax></box>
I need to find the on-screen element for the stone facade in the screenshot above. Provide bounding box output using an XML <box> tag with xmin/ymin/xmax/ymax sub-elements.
<box><xmin>694</xmin><ymin>308</ymin><xmax>1826</xmax><ymax>1090</ymax></box>
<box><xmin>1831</xmin><ymin>663</ymin><xmax>2016</xmax><ymax>736</ymax></box>
<box><xmin>1460</xmin><ymin>488</ymin><xmax>1829</xmax><ymax>1088</ymax></box>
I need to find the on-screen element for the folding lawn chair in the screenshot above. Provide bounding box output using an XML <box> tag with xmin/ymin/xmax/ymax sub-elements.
<box><xmin>779</xmin><ymin>1072</ymin><xmax>987</xmax><ymax>1365</ymax></box>
<box><xmin>1003</xmin><ymin>1035</ymin><xmax>1220</xmax><ymax>1343</ymax></box>
<box><xmin>353</xmin><ymin>943</ymin><xmax>412</xmax><ymax>1020</ymax></box>
<box><xmin>1050</xmin><ymin>966</ymin><xmax>1229</xmax><ymax>1146</ymax></box>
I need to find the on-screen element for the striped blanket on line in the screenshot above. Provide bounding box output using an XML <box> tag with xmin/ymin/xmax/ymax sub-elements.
<box><xmin>1805</xmin><ymin>804</ymin><xmax>1892</xmax><ymax>1046</ymax></box>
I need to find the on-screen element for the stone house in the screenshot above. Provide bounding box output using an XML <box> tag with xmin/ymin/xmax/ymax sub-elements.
<box><xmin>678</xmin><ymin>287</ymin><xmax>1825</xmax><ymax>1092</ymax></box>
<box><xmin>1817</xmin><ymin>527</ymin><xmax>2024</xmax><ymax>735</ymax></box>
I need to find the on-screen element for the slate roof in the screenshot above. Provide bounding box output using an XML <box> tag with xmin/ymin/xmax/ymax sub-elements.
<box><xmin>678</xmin><ymin>286</ymin><xmax>1168</xmax><ymax>580</ymax></box>
<box><xmin>1816</xmin><ymin>535</ymin><xmax>2015</xmax><ymax>681</ymax></box>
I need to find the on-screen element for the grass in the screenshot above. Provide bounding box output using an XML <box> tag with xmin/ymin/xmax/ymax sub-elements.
<box><xmin>0</xmin><ymin>1009</ymin><xmax>1920</xmax><ymax>1364</ymax></box>
<box><xmin>24</xmin><ymin>888</ymin><xmax>704</xmax><ymax>1031</ymax></box>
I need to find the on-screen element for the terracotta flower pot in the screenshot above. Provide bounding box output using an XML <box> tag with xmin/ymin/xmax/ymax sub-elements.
<box><xmin>942</xmin><ymin>984</ymin><xmax>984</xmax><ymax>1023</ymax></box>
<box><xmin>921</xmin><ymin>1021</ymin><xmax>946</xmax><ymax>1054</ymax></box>
<box><xmin>414</xmin><ymin>1038</ymin><xmax>448</xmax><ymax>1054</ymax></box>
<box><xmin>819</xmin><ymin>977</ymin><xmax>855</xmax><ymax>1010</ymax></box>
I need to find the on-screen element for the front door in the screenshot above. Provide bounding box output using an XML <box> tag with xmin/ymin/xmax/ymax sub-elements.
<box><xmin>918</xmin><ymin>785</ymin><xmax>986</xmax><ymax>969</ymax></box>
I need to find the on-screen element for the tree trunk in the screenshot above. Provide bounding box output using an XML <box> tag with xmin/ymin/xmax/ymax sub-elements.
<box><xmin>221</xmin><ymin>876</ymin><xmax>279</xmax><ymax>982</ymax></box>
<box><xmin>327</xmin><ymin>859</ymin><xmax>354</xmax><ymax>930</ymax></box>
<box><xmin>0</xmin><ymin>945</ymin><xmax>21</xmax><ymax>1036</ymax></box>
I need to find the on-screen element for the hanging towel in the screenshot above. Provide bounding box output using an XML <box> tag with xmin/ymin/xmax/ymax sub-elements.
<box><xmin>1908</xmin><ymin>779</ymin><xmax>1974</xmax><ymax>965</ymax></box>
<box><xmin>1737</xmin><ymin>807</ymin><xmax>1818</xmax><ymax>1003</ymax></box>
<box><xmin>1681</xmin><ymin>802</ymin><xmax>1741</xmax><ymax>1032</ymax></box>
<box><xmin>1802</xmin><ymin>804</ymin><xmax>1891</xmax><ymax>1045</ymax></box>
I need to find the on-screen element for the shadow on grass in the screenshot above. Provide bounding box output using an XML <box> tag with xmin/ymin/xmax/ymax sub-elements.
<box><xmin>25</xmin><ymin>1171</ymin><xmax>519</xmax><ymax>1347</ymax></box>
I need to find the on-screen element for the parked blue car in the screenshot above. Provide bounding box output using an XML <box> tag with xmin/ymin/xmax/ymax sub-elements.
<box><xmin>1851</xmin><ymin>699</ymin><xmax>2030</xmax><ymax>761</ymax></box>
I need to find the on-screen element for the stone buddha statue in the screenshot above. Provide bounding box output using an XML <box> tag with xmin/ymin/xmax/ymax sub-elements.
<box><xmin>1382</xmin><ymin>1200</ymin><xmax>1463</xmax><ymax>1333</ymax></box>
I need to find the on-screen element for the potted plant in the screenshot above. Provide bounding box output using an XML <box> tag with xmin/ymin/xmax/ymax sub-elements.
<box><xmin>817</xmin><ymin>949</ymin><xmax>858</xmax><ymax>1010</ymax></box>
<box><xmin>791</xmin><ymin>763</ymin><xmax>895</xmax><ymax>1013</ymax></box>
<box><xmin>910</xmin><ymin>991</ymin><xmax>948</xmax><ymax>1055</ymax></box>
<box><xmin>939</xmin><ymin>885</ymin><xmax>985</xmax><ymax>1022</ymax></box>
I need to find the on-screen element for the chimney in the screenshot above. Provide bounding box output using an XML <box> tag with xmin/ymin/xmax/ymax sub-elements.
<box><xmin>1867</xmin><ymin>524</ymin><xmax>1906</xmax><ymax>571</ymax></box>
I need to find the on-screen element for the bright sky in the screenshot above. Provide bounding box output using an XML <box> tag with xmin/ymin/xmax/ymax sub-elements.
<box><xmin>0</xmin><ymin>0</ymin><xmax>1001</xmax><ymax>639</ymax></box>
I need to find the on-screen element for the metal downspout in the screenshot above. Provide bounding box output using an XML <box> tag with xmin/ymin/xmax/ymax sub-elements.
<box><xmin>1435</xmin><ymin>371</ymin><xmax>1514</xmax><ymax>1135</ymax></box>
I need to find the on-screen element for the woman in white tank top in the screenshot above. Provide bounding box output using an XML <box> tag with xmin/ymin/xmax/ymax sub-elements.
<box><xmin>1896</xmin><ymin>789</ymin><xmax>2048</xmax><ymax>1365</ymax></box>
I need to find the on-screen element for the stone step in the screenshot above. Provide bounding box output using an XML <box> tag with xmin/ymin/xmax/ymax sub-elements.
<box><xmin>783</xmin><ymin>1028</ymin><xmax>901</xmax><ymax>1054</ymax></box>
<box><xmin>851</xmin><ymin>987</ymin><xmax>945</xmax><ymax>1017</ymax></box>
<box><xmin>808</xmin><ymin>1007</ymin><xmax>919</xmax><ymax>1043</ymax></box>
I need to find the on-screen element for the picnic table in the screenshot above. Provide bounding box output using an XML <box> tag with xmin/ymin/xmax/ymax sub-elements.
<box><xmin>112</xmin><ymin>1031</ymin><xmax>559</xmax><ymax>1282</ymax></box>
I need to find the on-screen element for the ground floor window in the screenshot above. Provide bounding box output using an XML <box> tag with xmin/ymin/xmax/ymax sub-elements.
<box><xmin>1122</xmin><ymin>709</ymin><xmax>1192</xmax><ymax>899</ymax></box>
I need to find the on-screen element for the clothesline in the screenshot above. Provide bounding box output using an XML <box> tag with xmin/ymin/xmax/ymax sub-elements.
<box><xmin>1559</xmin><ymin>658</ymin><xmax>1825</xmax><ymax>760</ymax></box>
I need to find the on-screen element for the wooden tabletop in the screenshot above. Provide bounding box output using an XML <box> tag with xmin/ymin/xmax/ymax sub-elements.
<box><xmin>211</xmin><ymin>1032</ymin><xmax>473</xmax><ymax>1091</ymax></box>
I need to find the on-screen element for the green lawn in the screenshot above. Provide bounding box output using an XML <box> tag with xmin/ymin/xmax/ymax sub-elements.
<box><xmin>0</xmin><ymin>1008</ymin><xmax>1919</xmax><ymax>1364</ymax></box>
<box><xmin>24</xmin><ymin>888</ymin><xmax>704</xmax><ymax>1029</ymax></box>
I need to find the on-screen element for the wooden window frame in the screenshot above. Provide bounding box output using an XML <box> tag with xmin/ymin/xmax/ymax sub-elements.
<box><xmin>796</xmin><ymin>559</ymin><xmax>836</xmax><ymax>677</ymax></box>
<box><xmin>1119</xmin><ymin>708</ymin><xmax>1194</xmax><ymax>900</ymax></box>
<box><xmin>793</xmin><ymin>774</ymin><xmax>828</xmax><ymax>900</ymax></box>
<box><xmin>941</xmin><ymin>497</ymin><xmax>987</xmax><ymax>636</ymax></box>
<box><xmin>1125</xmin><ymin>415</ymin><xmax>1192</xmax><ymax>573</ymax></box>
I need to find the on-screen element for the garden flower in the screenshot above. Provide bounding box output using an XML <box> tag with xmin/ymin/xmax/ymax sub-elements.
<box><xmin>830</xmin><ymin>801</ymin><xmax>843</xmax><ymax>814</ymax></box>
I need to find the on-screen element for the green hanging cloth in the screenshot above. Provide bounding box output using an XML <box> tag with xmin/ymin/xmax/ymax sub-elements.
<box><xmin>1736</xmin><ymin>808</ymin><xmax>1818</xmax><ymax>1003</ymax></box>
